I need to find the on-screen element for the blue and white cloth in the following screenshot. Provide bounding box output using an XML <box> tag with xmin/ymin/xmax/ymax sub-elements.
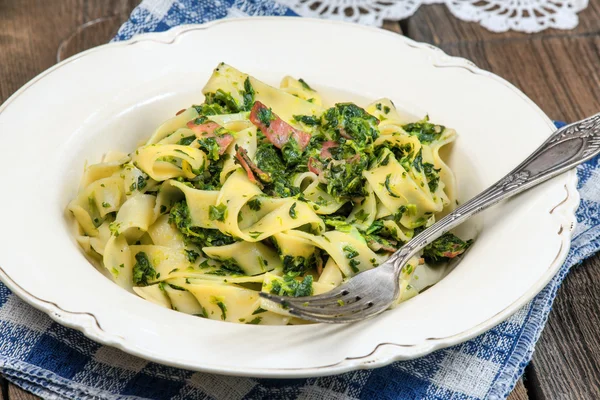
<box><xmin>0</xmin><ymin>2</ymin><xmax>597</xmax><ymax>399</ymax></box>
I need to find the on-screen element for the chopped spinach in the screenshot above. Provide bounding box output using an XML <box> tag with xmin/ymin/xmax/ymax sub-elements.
<box><xmin>281</xmin><ymin>138</ymin><xmax>303</xmax><ymax>166</ymax></box>
<box><xmin>198</xmin><ymin>137</ymin><xmax>220</xmax><ymax>161</ymax></box>
<box><xmin>252</xmin><ymin>307</ymin><xmax>267</xmax><ymax>315</ymax></box>
<box><xmin>210</xmin><ymin>296</ymin><xmax>228</xmax><ymax>320</ymax></box>
<box><xmin>247</xmin><ymin>198</ymin><xmax>262</xmax><ymax>211</ymax></box>
<box><xmin>169</xmin><ymin>201</ymin><xmax>235</xmax><ymax>247</ymax></box>
<box><xmin>193</xmin><ymin>103</ymin><xmax>226</xmax><ymax>116</ymax></box>
<box><xmin>342</xmin><ymin>245</ymin><xmax>359</xmax><ymax>259</ymax></box>
<box><xmin>256</xmin><ymin>106</ymin><xmax>275</xmax><ymax>127</ymax></box>
<box><xmin>270</xmin><ymin>272</ymin><xmax>313</xmax><ymax>297</ymax></box>
<box><xmin>293</xmin><ymin>115</ymin><xmax>320</xmax><ymax>126</ymax></box>
<box><xmin>321</xmin><ymin>103</ymin><xmax>379</xmax><ymax>147</ymax></box>
<box><xmin>137</xmin><ymin>175</ymin><xmax>147</xmax><ymax>191</ymax></box>
<box><xmin>282</xmin><ymin>253</ymin><xmax>319</xmax><ymax>274</ymax></box>
<box><xmin>184</xmin><ymin>249</ymin><xmax>201</xmax><ymax>263</ymax></box>
<box><xmin>422</xmin><ymin>232</ymin><xmax>473</xmax><ymax>263</ymax></box>
<box><xmin>132</xmin><ymin>252</ymin><xmax>156</xmax><ymax>286</ymax></box>
<box><xmin>298</xmin><ymin>78</ymin><xmax>314</xmax><ymax>91</ymax></box>
<box><xmin>255</xmin><ymin>144</ymin><xmax>299</xmax><ymax>198</ymax></box>
<box><xmin>403</xmin><ymin>116</ymin><xmax>445</xmax><ymax>144</ymax></box>
<box><xmin>289</xmin><ymin>202</ymin><xmax>298</xmax><ymax>219</ymax></box>
<box><xmin>204</xmin><ymin>89</ymin><xmax>240</xmax><ymax>114</ymax></box>
<box><xmin>178</xmin><ymin>135</ymin><xmax>197</xmax><ymax>146</ymax></box>
<box><xmin>209</xmin><ymin>204</ymin><xmax>227</xmax><ymax>222</ymax></box>
<box><xmin>241</xmin><ymin>77</ymin><xmax>255</xmax><ymax>111</ymax></box>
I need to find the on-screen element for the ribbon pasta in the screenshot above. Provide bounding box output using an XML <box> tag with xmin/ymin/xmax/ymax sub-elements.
<box><xmin>68</xmin><ymin>64</ymin><xmax>470</xmax><ymax>325</ymax></box>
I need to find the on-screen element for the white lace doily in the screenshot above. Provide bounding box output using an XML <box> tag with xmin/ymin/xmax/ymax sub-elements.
<box><xmin>275</xmin><ymin>0</ymin><xmax>589</xmax><ymax>33</ymax></box>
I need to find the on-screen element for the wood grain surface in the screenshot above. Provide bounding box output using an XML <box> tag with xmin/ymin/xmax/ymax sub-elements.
<box><xmin>1</xmin><ymin>1</ymin><xmax>599</xmax><ymax>399</ymax></box>
<box><xmin>0</xmin><ymin>0</ymin><xmax>137</xmax><ymax>101</ymax></box>
<box><xmin>509</xmin><ymin>379</ymin><xmax>529</xmax><ymax>400</ymax></box>
<box><xmin>7</xmin><ymin>384</ymin><xmax>35</xmax><ymax>400</ymax></box>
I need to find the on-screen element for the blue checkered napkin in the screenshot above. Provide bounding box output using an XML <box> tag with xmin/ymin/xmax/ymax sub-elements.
<box><xmin>0</xmin><ymin>3</ymin><xmax>596</xmax><ymax>398</ymax></box>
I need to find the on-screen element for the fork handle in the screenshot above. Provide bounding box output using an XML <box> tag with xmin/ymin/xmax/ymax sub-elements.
<box><xmin>388</xmin><ymin>113</ymin><xmax>600</xmax><ymax>267</ymax></box>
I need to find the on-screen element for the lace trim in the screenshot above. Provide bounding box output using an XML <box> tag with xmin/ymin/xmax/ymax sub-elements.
<box><xmin>275</xmin><ymin>0</ymin><xmax>588</xmax><ymax>32</ymax></box>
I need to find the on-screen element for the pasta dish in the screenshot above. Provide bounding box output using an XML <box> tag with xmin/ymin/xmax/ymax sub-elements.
<box><xmin>68</xmin><ymin>64</ymin><xmax>471</xmax><ymax>324</ymax></box>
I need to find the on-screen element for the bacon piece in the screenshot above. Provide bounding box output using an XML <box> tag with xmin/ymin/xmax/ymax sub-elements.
<box><xmin>366</xmin><ymin>237</ymin><xmax>398</xmax><ymax>253</ymax></box>
<box><xmin>187</xmin><ymin>120</ymin><xmax>233</xmax><ymax>155</ymax></box>
<box><xmin>308</xmin><ymin>157</ymin><xmax>328</xmax><ymax>184</ymax></box>
<box><xmin>250</xmin><ymin>101</ymin><xmax>311</xmax><ymax>151</ymax></box>
<box><xmin>441</xmin><ymin>250</ymin><xmax>465</xmax><ymax>259</ymax></box>
<box><xmin>346</xmin><ymin>154</ymin><xmax>360</xmax><ymax>164</ymax></box>
<box><xmin>308</xmin><ymin>157</ymin><xmax>323</xmax><ymax>175</ymax></box>
<box><xmin>235</xmin><ymin>149</ymin><xmax>261</xmax><ymax>188</ymax></box>
<box><xmin>320</xmin><ymin>141</ymin><xmax>338</xmax><ymax>159</ymax></box>
<box><xmin>213</xmin><ymin>135</ymin><xmax>234</xmax><ymax>155</ymax></box>
<box><xmin>339</xmin><ymin>127</ymin><xmax>353</xmax><ymax>140</ymax></box>
<box><xmin>235</xmin><ymin>147</ymin><xmax>271</xmax><ymax>188</ymax></box>
<box><xmin>187</xmin><ymin>120</ymin><xmax>220</xmax><ymax>136</ymax></box>
<box><xmin>316</xmin><ymin>256</ymin><xmax>323</xmax><ymax>275</ymax></box>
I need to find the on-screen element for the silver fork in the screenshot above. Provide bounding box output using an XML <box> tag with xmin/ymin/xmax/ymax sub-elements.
<box><xmin>259</xmin><ymin>114</ymin><xmax>600</xmax><ymax>323</ymax></box>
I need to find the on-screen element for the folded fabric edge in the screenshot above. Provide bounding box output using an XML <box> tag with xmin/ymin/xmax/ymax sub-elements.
<box><xmin>0</xmin><ymin>357</ymin><xmax>142</xmax><ymax>400</ymax></box>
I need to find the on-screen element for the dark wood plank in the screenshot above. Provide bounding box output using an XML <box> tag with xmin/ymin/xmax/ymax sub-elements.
<box><xmin>8</xmin><ymin>384</ymin><xmax>38</xmax><ymax>400</ymax></box>
<box><xmin>436</xmin><ymin>36</ymin><xmax>600</xmax><ymax>122</ymax></box>
<box><xmin>507</xmin><ymin>378</ymin><xmax>529</xmax><ymax>400</ymax></box>
<box><xmin>0</xmin><ymin>0</ymin><xmax>138</xmax><ymax>103</ymax></box>
<box><xmin>382</xmin><ymin>20</ymin><xmax>403</xmax><ymax>35</ymax></box>
<box><xmin>405</xmin><ymin>6</ymin><xmax>600</xmax><ymax>122</ymax></box>
<box><xmin>526</xmin><ymin>255</ymin><xmax>600</xmax><ymax>400</ymax></box>
<box><xmin>0</xmin><ymin>376</ymin><xmax>6</xmax><ymax>400</ymax></box>
<box><xmin>404</xmin><ymin>3</ymin><xmax>600</xmax><ymax>46</ymax></box>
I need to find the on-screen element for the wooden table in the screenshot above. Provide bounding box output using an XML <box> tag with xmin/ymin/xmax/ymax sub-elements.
<box><xmin>1</xmin><ymin>1</ymin><xmax>599</xmax><ymax>399</ymax></box>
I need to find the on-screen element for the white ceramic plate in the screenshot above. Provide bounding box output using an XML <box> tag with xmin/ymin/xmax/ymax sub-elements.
<box><xmin>0</xmin><ymin>18</ymin><xmax>578</xmax><ymax>378</ymax></box>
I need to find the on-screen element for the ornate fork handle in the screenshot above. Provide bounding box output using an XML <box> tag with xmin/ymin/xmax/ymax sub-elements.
<box><xmin>390</xmin><ymin>113</ymin><xmax>600</xmax><ymax>266</ymax></box>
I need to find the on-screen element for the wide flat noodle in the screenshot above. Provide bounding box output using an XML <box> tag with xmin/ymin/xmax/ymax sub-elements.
<box><xmin>203</xmin><ymin>241</ymin><xmax>280</xmax><ymax>276</ymax></box>
<box><xmin>111</xmin><ymin>194</ymin><xmax>157</xmax><ymax>241</ymax></box>
<box><xmin>165</xmin><ymin>180</ymin><xmax>219</xmax><ymax>228</ymax></box>
<box><xmin>68</xmin><ymin>176</ymin><xmax>124</xmax><ymax>236</ymax></box>
<box><xmin>220</xmin><ymin>126</ymin><xmax>257</xmax><ymax>183</ymax></box>
<box><xmin>79</xmin><ymin>155</ymin><xmax>130</xmax><ymax>189</ymax></box>
<box><xmin>366</xmin><ymin>98</ymin><xmax>406</xmax><ymax>125</ymax></box>
<box><xmin>202</xmin><ymin>63</ymin><xmax>324</xmax><ymax>126</ymax></box>
<box><xmin>346</xmin><ymin>182</ymin><xmax>377</xmax><ymax>230</ymax></box>
<box><xmin>364</xmin><ymin>148</ymin><xmax>442</xmax><ymax>228</ymax></box>
<box><xmin>146</xmin><ymin>107</ymin><xmax>199</xmax><ymax>144</ymax></box>
<box><xmin>103</xmin><ymin>234</ymin><xmax>134</xmax><ymax>291</ymax></box>
<box><xmin>181</xmin><ymin>280</ymin><xmax>261</xmax><ymax>323</ymax></box>
<box><xmin>147</xmin><ymin>215</ymin><xmax>186</xmax><ymax>249</ymax></box>
<box><xmin>214</xmin><ymin>170</ymin><xmax>324</xmax><ymax>242</ymax></box>
<box><xmin>430</xmin><ymin>128</ymin><xmax>458</xmax><ymax>210</ymax></box>
<box><xmin>279</xmin><ymin>76</ymin><xmax>323</xmax><ymax>106</ymax></box>
<box><xmin>132</xmin><ymin>144</ymin><xmax>207</xmax><ymax>181</ymax></box>
<box><xmin>260</xmin><ymin>272</ymin><xmax>335</xmax><ymax>317</ymax></box>
<box><xmin>133</xmin><ymin>285</ymin><xmax>171</xmax><ymax>309</ymax></box>
<box><xmin>286</xmin><ymin>228</ymin><xmax>386</xmax><ymax>277</ymax></box>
